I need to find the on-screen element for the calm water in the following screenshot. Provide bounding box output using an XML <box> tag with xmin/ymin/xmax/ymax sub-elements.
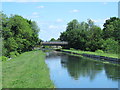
<box><xmin>45</xmin><ymin>51</ymin><xmax>120</xmax><ymax>88</ymax></box>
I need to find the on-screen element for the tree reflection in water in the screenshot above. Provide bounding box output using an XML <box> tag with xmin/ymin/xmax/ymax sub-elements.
<box><xmin>104</xmin><ymin>64</ymin><xmax>120</xmax><ymax>81</ymax></box>
<box><xmin>61</xmin><ymin>54</ymin><xmax>120</xmax><ymax>81</ymax></box>
<box><xmin>46</xmin><ymin>51</ymin><xmax>120</xmax><ymax>82</ymax></box>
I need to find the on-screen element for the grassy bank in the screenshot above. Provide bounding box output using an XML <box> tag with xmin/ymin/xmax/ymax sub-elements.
<box><xmin>2</xmin><ymin>50</ymin><xmax>54</xmax><ymax>88</ymax></box>
<box><xmin>62</xmin><ymin>49</ymin><xmax>118</xmax><ymax>59</ymax></box>
<box><xmin>0</xmin><ymin>61</ymin><xmax>2</xmax><ymax>90</ymax></box>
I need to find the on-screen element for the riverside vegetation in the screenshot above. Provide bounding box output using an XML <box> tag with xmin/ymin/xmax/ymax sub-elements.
<box><xmin>0</xmin><ymin>11</ymin><xmax>120</xmax><ymax>88</ymax></box>
<box><xmin>59</xmin><ymin>18</ymin><xmax>120</xmax><ymax>57</ymax></box>
<box><xmin>62</xmin><ymin>49</ymin><xmax>118</xmax><ymax>59</ymax></box>
<box><xmin>0</xmin><ymin>12</ymin><xmax>54</xmax><ymax>88</ymax></box>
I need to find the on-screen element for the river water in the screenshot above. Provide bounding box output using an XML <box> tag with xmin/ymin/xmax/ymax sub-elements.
<box><xmin>45</xmin><ymin>51</ymin><xmax>120</xmax><ymax>88</ymax></box>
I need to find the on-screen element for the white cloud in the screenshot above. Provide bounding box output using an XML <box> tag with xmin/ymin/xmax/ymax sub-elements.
<box><xmin>24</xmin><ymin>12</ymin><xmax>40</xmax><ymax>19</ymax></box>
<box><xmin>39</xmin><ymin>24</ymin><xmax>66</xmax><ymax>41</ymax></box>
<box><xmin>56</xmin><ymin>19</ymin><xmax>63</xmax><ymax>23</ymax></box>
<box><xmin>48</xmin><ymin>25</ymin><xmax>66</xmax><ymax>30</ymax></box>
<box><xmin>32</xmin><ymin>12</ymin><xmax>39</xmax><ymax>15</ymax></box>
<box><xmin>92</xmin><ymin>18</ymin><xmax>110</xmax><ymax>29</ymax></box>
<box><xmin>93</xmin><ymin>19</ymin><xmax>103</xmax><ymax>23</ymax></box>
<box><xmin>92</xmin><ymin>18</ymin><xmax>109</xmax><ymax>23</ymax></box>
<box><xmin>37</xmin><ymin>6</ymin><xmax>45</xmax><ymax>8</ymax></box>
<box><xmin>71</xmin><ymin>9</ymin><xmax>80</xmax><ymax>13</ymax></box>
<box><xmin>48</xmin><ymin>25</ymin><xmax>58</xmax><ymax>29</ymax></box>
<box><xmin>23</xmin><ymin>12</ymin><xmax>40</xmax><ymax>19</ymax></box>
<box><xmin>103</xmin><ymin>2</ymin><xmax>107</xmax><ymax>5</ymax></box>
<box><xmin>99</xmin><ymin>24</ymin><xmax>104</xmax><ymax>29</ymax></box>
<box><xmin>28</xmin><ymin>15</ymin><xmax>40</xmax><ymax>19</ymax></box>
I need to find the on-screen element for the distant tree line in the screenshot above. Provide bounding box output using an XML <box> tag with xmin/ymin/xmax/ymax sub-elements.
<box><xmin>60</xmin><ymin>17</ymin><xmax>120</xmax><ymax>54</ymax></box>
<box><xmin>49</xmin><ymin>38</ymin><xmax>60</xmax><ymax>41</ymax></box>
<box><xmin>1</xmin><ymin>12</ymin><xmax>41</xmax><ymax>57</ymax></box>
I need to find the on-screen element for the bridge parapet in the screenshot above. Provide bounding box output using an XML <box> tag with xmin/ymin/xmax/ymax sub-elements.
<box><xmin>41</xmin><ymin>41</ymin><xmax>68</xmax><ymax>46</ymax></box>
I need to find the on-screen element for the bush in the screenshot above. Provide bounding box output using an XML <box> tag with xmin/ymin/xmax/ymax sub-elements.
<box><xmin>102</xmin><ymin>38</ymin><xmax>118</xmax><ymax>54</ymax></box>
<box><xmin>15</xmin><ymin>51</ymin><xmax>20</xmax><ymax>56</ymax></box>
<box><xmin>0</xmin><ymin>56</ymin><xmax>8</xmax><ymax>61</ymax></box>
<box><xmin>10</xmin><ymin>51</ymin><xmax>20</xmax><ymax>58</ymax></box>
<box><xmin>70</xmin><ymin>48</ymin><xmax>75</xmax><ymax>50</ymax></box>
<box><xmin>95</xmin><ymin>50</ymin><xmax>104</xmax><ymax>53</ymax></box>
<box><xmin>10</xmin><ymin>52</ymin><xmax>17</xmax><ymax>58</ymax></box>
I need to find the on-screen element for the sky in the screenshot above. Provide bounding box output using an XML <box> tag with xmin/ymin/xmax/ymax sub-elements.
<box><xmin>2</xmin><ymin>2</ymin><xmax>118</xmax><ymax>41</ymax></box>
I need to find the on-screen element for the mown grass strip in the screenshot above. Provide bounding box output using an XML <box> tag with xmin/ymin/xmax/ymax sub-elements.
<box><xmin>2</xmin><ymin>50</ymin><xmax>54</xmax><ymax>88</ymax></box>
<box><xmin>62</xmin><ymin>49</ymin><xmax>118</xmax><ymax>59</ymax></box>
<box><xmin>0</xmin><ymin>61</ymin><xmax>2</xmax><ymax>90</ymax></box>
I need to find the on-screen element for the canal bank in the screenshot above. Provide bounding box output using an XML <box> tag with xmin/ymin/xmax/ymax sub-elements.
<box><xmin>2</xmin><ymin>50</ymin><xmax>54</xmax><ymax>88</ymax></box>
<box><xmin>57</xmin><ymin>49</ymin><xmax>120</xmax><ymax>65</ymax></box>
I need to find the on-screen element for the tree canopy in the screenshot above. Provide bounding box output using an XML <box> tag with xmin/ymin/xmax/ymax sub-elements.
<box><xmin>1</xmin><ymin>12</ymin><xmax>40</xmax><ymax>57</ymax></box>
<box><xmin>60</xmin><ymin>18</ymin><xmax>119</xmax><ymax>54</ymax></box>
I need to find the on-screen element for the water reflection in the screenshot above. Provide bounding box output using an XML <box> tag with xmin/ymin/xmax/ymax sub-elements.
<box><xmin>45</xmin><ymin>51</ymin><xmax>120</xmax><ymax>88</ymax></box>
<box><xmin>61</xmin><ymin>55</ymin><xmax>104</xmax><ymax>80</ymax></box>
<box><xmin>61</xmin><ymin>54</ymin><xmax>120</xmax><ymax>81</ymax></box>
<box><xmin>104</xmin><ymin>64</ymin><xmax>120</xmax><ymax>81</ymax></box>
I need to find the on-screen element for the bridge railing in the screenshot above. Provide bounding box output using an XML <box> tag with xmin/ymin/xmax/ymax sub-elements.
<box><xmin>41</xmin><ymin>41</ymin><xmax>68</xmax><ymax>45</ymax></box>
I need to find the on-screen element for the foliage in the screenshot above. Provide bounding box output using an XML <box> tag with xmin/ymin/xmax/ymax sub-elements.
<box><xmin>9</xmin><ymin>51</ymin><xmax>19</xmax><ymax>58</ymax></box>
<box><xmin>50</xmin><ymin>38</ymin><xmax>56</xmax><ymax>41</ymax></box>
<box><xmin>60</xmin><ymin>17</ymin><xmax>120</xmax><ymax>54</ymax></box>
<box><xmin>1</xmin><ymin>12</ymin><xmax>40</xmax><ymax>56</ymax></box>
<box><xmin>95</xmin><ymin>50</ymin><xmax>104</xmax><ymax>53</ymax></box>
<box><xmin>103</xmin><ymin>17</ymin><xmax>120</xmax><ymax>41</ymax></box>
<box><xmin>0</xmin><ymin>56</ymin><xmax>8</xmax><ymax>61</ymax></box>
<box><xmin>60</xmin><ymin>19</ymin><xmax>103</xmax><ymax>51</ymax></box>
<box><xmin>101</xmin><ymin>38</ymin><xmax>118</xmax><ymax>54</ymax></box>
<box><xmin>63</xmin><ymin>49</ymin><xmax>118</xmax><ymax>59</ymax></box>
<box><xmin>70</xmin><ymin>48</ymin><xmax>75</xmax><ymax>50</ymax></box>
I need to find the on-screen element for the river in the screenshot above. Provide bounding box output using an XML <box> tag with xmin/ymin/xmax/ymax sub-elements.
<box><xmin>45</xmin><ymin>51</ymin><xmax>120</xmax><ymax>88</ymax></box>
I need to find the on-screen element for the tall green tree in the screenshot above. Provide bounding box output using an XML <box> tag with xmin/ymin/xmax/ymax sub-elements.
<box><xmin>2</xmin><ymin>12</ymin><xmax>40</xmax><ymax>57</ymax></box>
<box><xmin>66</xmin><ymin>19</ymin><xmax>80</xmax><ymax>31</ymax></box>
<box><xmin>103</xmin><ymin>17</ymin><xmax>120</xmax><ymax>41</ymax></box>
<box><xmin>60</xmin><ymin>19</ymin><xmax>102</xmax><ymax>51</ymax></box>
<box><xmin>86</xmin><ymin>25</ymin><xmax>103</xmax><ymax>51</ymax></box>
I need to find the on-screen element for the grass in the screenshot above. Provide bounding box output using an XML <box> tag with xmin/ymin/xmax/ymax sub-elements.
<box><xmin>62</xmin><ymin>49</ymin><xmax>118</xmax><ymax>59</ymax></box>
<box><xmin>62</xmin><ymin>51</ymin><xmax>120</xmax><ymax>66</ymax></box>
<box><xmin>0</xmin><ymin>61</ymin><xmax>2</xmax><ymax>90</ymax></box>
<box><xmin>2</xmin><ymin>50</ymin><xmax>54</xmax><ymax>88</ymax></box>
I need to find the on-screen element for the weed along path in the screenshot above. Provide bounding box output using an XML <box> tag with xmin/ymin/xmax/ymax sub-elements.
<box><xmin>2</xmin><ymin>50</ymin><xmax>54</xmax><ymax>88</ymax></box>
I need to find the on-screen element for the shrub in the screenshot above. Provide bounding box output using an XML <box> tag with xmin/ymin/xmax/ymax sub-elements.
<box><xmin>10</xmin><ymin>51</ymin><xmax>20</xmax><ymax>58</ymax></box>
<box><xmin>95</xmin><ymin>50</ymin><xmax>104</xmax><ymax>53</ymax></box>
<box><xmin>102</xmin><ymin>38</ymin><xmax>118</xmax><ymax>54</ymax></box>
<box><xmin>86</xmin><ymin>48</ymin><xmax>90</xmax><ymax>51</ymax></box>
<box><xmin>70</xmin><ymin>48</ymin><xmax>75</xmax><ymax>50</ymax></box>
<box><xmin>15</xmin><ymin>51</ymin><xmax>20</xmax><ymax>56</ymax></box>
<box><xmin>10</xmin><ymin>52</ymin><xmax>17</xmax><ymax>58</ymax></box>
<box><xmin>0</xmin><ymin>56</ymin><xmax>8</xmax><ymax>61</ymax></box>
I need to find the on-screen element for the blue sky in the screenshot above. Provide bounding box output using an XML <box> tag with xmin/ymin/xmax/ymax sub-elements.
<box><xmin>2</xmin><ymin>2</ymin><xmax>118</xmax><ymax>41</ymax></box>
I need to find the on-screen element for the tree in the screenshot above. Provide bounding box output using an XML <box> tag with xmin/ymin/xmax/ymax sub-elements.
<box><xmin>103</xmin><ymin>17</ymin><xmax>120</xmax><ymax>41</ymax></box>
<box><xmin>50</xmin><ymin>38</ymin><xmax>56</xmax><ymax>41</ymax></box>
<box><xmin>60</xmin><ymin>19</ymin><xmax>102</xmax><ymax>51</ymax></box>
<box><xmin>101</xmin><ymin>38</ymin><xmax>118</xmax><ymax>54</ymax></box>
<box><xmin>66</xmin><ymin>19</ymin><xmax>80</xmax><ymax>31</ymax></box>
<box><xmin>86</xmin><ymin>25</ymin><xmax>103</xmax><ymax>51</ymax></box>
<box><xmin>2</xmin><ymin>13</ymin><xmax>40</xmax><ymax>57</ymax></box>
